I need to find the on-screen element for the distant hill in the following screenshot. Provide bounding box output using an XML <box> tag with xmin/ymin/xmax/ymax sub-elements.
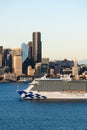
<box><xmin>78</xmin><ymin>59</ymin><xmax>87</xmax><ymax>65</ymax></box>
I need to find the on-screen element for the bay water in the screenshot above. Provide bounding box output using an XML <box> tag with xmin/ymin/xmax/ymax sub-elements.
<box><xmin>0</xmin><ymin>83</ymin><xmax>87</xmax><ymax>130</ymax></box>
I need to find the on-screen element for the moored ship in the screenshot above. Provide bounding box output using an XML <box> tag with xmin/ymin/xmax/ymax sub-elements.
<box><xmin>17</xmin><ymin>76</ymin><xmax>87</xmax><ymax>101</ymax></box>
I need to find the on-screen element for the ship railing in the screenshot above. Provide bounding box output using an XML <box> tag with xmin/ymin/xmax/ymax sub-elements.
<box><xmin>62</xmin><ymin>90</ymin><xmax>86</xmax><ymax>94</ymax></box>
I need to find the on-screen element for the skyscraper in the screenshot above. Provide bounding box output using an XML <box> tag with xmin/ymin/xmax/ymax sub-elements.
<box><xmin>12</xmin><ymin>48</ymin><xmax>22</xmax><ymax>77</ymax></box>
<box><xmin>32</xmin><ymin>32</ymin><xmax>42</xmax><ymax>63</ymax></box>
<box><xmin>28</xmin><ymin>41</ymin><xmax>32</xmax><ymax>60</ymax></box>
<box><xmin>3</xmin><ymin>49</ymin><xmax>12</xmax><ymax>72</ymax></box>
<box><xmin>21</xmin><ymin>43</ymin><xmax>28</xmax><ymax>62</ymax></box>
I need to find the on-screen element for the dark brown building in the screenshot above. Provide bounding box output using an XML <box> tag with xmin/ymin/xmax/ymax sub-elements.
<box><xmin>28</xmin><ymin>41</ymin><xmax>32</xmax><ymax>60</ymax></box>
<box><xmin>32</xmin><ymin>32</ymin><xmax>42</xmax><ymax>63</ymax></box>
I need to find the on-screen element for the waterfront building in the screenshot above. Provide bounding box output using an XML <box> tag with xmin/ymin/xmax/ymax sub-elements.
<box><xmin>27</xmin><ymin>66</ymin><xmax>35</xmax><ymax>76</ymax></box>
<box><xmin>4</xmin><ymin>73</ymin><xmax>16</xmax><ymax>81</ymax></box>
<box><xmin>49</xmin><ymin>59</ymin><xmax>74</xmax><ymax>75</ymax></box>
<box><xmin>35</xmin><ymin>62</ymin><xmax>42</xmax><ymax>72</ymax></box>
<box><xmin>41</xmin><ymin>58</ymin><xmax>49</xmax><ymax>74</ymax></box>
<box><xmin>0</xmin><ymin>67</ymin><xmax>4</xmax><ymax>76</ymax></box>
<box><xmin>54</xmin><ymin>64</ymin><xmax>61</xmax><ymax>75</ymax></box>
<box><xmin>12</xmin><ymin>48</ymin><xmax>22</xmax><ymax>77</ymax></box>
<box><xmin>32</xmin><ymin>32</ymin><xmax>42</xmax><ymax>63</ymax></box>
<box><xmin>18</xmin><ymin>75</ymin><xmax>33</xmax><ymax>82</ymax></box>
<box><xmin>56</xmin><ymin>59</ymin><xmax>74</xmax><ymax>68</ymax></box>
<box><xmin>50</xmin><ymin>68</ymin><xmax>54</xmax><ymax>77</ymax></box>
<box><xmin>62</xmin><ymin>68</ymin><xmax>72</xmax><ymax>74</ymax></box>
<box><xmin>35</xmin><ymin>62</ymin><xmax>44</xmax><ymax>77</ymax></box>
<box><xmin>41</xmin><ymin>64</ymin><xmax>49</xmax><ymax>74</ymax></box>
<box><xmin>0</xmin><ymin>46</ymin><xmax>3</xmax><ymax>67</ymax></box>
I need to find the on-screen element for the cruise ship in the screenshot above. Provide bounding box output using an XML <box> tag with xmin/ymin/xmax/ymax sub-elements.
<box><xmin>17</xmin><ymin>75</ymin><xmax>87</xmax><ymax>101</ymax></box>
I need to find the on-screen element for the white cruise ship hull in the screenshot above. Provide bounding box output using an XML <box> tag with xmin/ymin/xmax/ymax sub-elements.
<box><xmin>17</xmin><ymin>90</ymin><xmax>87</xmax><ymax>100</ymax></box>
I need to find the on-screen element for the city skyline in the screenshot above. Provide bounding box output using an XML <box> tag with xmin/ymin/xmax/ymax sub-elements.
<box><xmin>0</xmin><ymin>0</ymin><xmax>87</xmax><ymax>61</ymax></box>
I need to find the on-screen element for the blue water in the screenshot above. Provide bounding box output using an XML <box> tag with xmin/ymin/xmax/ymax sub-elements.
<box><xmin>0</xmin><ymin>83</ymin><xmax>87</xmax><ymax>130</ymax></box>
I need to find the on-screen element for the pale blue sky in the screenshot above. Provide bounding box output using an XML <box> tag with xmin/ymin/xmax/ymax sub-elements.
<box><xmin>0</xmin><ymin>0</ymin><xmax>87</xmax><ymax>61</ymax></box>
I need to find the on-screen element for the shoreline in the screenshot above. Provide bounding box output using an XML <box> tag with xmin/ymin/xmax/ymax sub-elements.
<box><xmin>0</xmin><ymin>80</ymin><xmax>29</xmax><ymax>83</ymax></box>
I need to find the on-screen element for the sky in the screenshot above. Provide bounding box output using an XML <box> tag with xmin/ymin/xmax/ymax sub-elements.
<box><xmin>0</xmin><ymin>0</ymin><xmax>87</xmax><ymax>61</ymax></box>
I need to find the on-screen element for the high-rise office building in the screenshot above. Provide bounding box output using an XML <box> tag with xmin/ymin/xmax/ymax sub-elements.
<box><xmin>23</xmin><ymin>41</ymin><xmax>35</xmax><ymax>75</ymax></box>
<box><xmin>32</xmin><ymin>32</ymin><xmax>42</xmax><ymax>63</ymax></box>
<box><xmin>3</xmin><ymin>49</ymin><xmax>12</xmax><ymax>72</ymax></box>
<box><xmin>12</xmin><ymin>48</ymin><xmax>22</xmax><ymax>77</ymax></box>
<box><xmin>28</xmin><ymin>41</ymin><xmax>32</xmax><ymax>60</ymax></box>
<box><xmin>0</xmin><ymin>46</ymin><xmax>3</xmax><ymax>67</ymax></box>
<box><xmin>21</xmin><ymin>43</ymin><xmax>28</xmax><ymax>62</ymax></box>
